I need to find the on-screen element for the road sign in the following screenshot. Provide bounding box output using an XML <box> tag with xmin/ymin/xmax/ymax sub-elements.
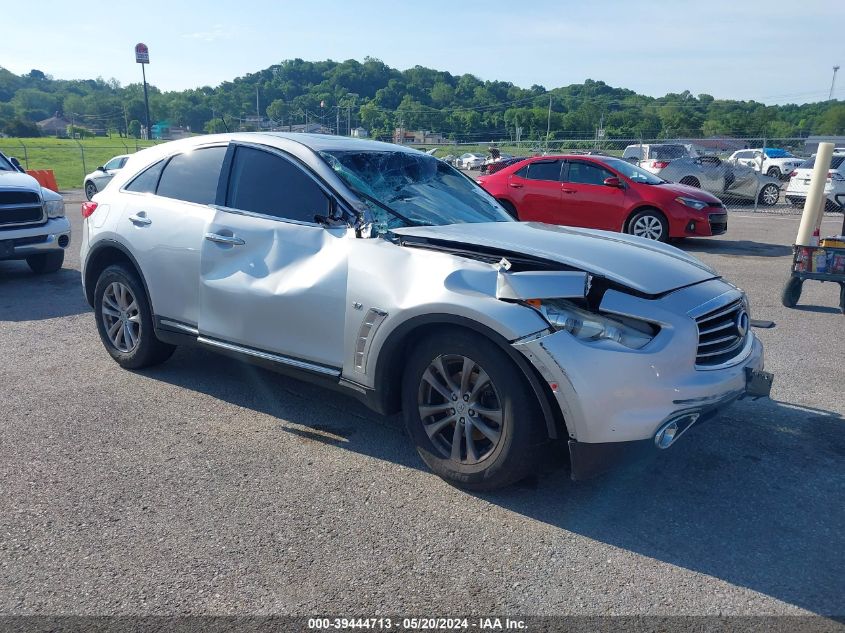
<box><xmin>135</xmin><ymin>43</ymin><xmax>149</xmax><ymax>64</ymax></box>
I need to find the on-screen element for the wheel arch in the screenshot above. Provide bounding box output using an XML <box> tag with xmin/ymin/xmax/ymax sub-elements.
<box><xmin>369</xmin><ymin>314</ymin><xmax>565</xmax><ymax>440</ymax></box>
<box><xmin>623</xmin><ymin>204</ymin><xmax>668</xmax><ymax>233</ymax></box>
<box><xmin>83</xmin><ymin>240</ymin><xmax>152</xmax><ymax>311</ymax></box>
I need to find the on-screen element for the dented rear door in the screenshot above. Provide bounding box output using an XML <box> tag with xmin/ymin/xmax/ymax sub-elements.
<box><xmin>198</xmin><ymin>144</ymin><xmax>350</xmax><ymax>370</ymax></box>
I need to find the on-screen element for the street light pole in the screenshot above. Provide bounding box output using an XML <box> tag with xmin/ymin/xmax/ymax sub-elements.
<box><xmin>141</xmin><ymin>63</ymin><xmax>151</xmax><ymax>140</ymax></box>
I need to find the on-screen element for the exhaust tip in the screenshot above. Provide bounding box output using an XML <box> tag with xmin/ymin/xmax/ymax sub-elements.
<box><xmin>655</xmin><ymin>413</ymin><xmax>700</xmax><ymax>449</ymax></box>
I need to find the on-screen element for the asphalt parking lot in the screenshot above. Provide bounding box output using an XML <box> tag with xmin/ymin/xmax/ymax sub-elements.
<box><xmin>1</xmin><ymin>193</ymin><xmax>843</xmax><ymax>618</ymax></box>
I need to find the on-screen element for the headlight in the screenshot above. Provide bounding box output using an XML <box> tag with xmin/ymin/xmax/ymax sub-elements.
<box><xmin>532</xmin><ymin>299</ymin><xmax>657</xmax><ymax>350</ymax></box>
<box><xmin>675</xmin><ymin>196</ymin><xmax>708</xmax><ymax>210</ymax></box>
<box><xmin>43</xmin><ymin>198</ymin><xmax>65</xmax><ymax>219</ymax></box>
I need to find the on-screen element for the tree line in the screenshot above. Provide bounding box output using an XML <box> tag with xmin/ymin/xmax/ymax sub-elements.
<box><xmin>1</xmin><ymin>58</ymin><xmax>843</xmax><ymax>141</ymax></box>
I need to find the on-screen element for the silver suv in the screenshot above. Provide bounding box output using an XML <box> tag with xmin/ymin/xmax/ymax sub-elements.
<box><xmin>80</xmin><ymin>133</ymin><xmax>772</xmax><ymax>490</ymax></box>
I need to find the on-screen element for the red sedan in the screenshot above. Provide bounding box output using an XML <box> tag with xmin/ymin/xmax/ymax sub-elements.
<box><xmin>477</xmin><ymin>155</ymin><xmax>728</xmax><ymax>242</ymax></box>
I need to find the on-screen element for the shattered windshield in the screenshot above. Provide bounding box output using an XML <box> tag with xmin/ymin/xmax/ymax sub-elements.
<box><xmin>319</xmin><ymin>150</ymin><xmax>513</xmax><ymax>232</ymax></box>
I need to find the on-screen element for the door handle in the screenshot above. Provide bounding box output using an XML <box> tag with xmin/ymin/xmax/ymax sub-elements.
<box><xmin>509</xmin><ymin>183</ymin><xmax>523</xmax><ymax>188</ymax></box>
<box><xmin>128</xmin><ymin>213</ymin><xmax>151</xmax><ymax>226</ymax></box>
<box><xmin>561</xmin><ymin>188</ymin><xmax>577</xmax><ymax>194</ymax></box>
<box><xmin>204</xmin><ymin>232</ymin><xmax>245</xmax><ymax>246</ymax></box>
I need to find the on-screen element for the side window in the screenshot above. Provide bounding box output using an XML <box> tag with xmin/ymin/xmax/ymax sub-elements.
<box><xmin>156</xmin><ymin>146</ymin><xmax>227</xmax><ymax>205</ymax></box>
<box><xmin>514</xmin><ymin>166</ymin><xmax>528</xmax><ymax>178</ymax></box>
<box><xmin>226</xmin><ymin>146</ymin><xmax>329</xmax><ymax>222</ymax></box>
<box><xmin>124</xmin><ymin>160</ymin><xmax>165</xmax><ymax>193</ymax></box>
<box><xmin>566</xmin><ymin>162</ymin><xmax>614</xmax><ymax>186</ymax></box>
<box><xmin>118</xmin><ymin>157</ymin><xmax>129</xmax><ymax>169</ymax></box>
<box><xmin>524</xmin><ymin>160</ymin><xmax>562</xmax><ymax>181</ymax></box>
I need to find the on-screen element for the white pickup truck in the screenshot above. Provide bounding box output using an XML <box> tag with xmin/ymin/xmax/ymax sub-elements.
<box><xmin>0</xmin><ymin>151</ymin><xmax>70</xmax><ymax>273</ymax></box>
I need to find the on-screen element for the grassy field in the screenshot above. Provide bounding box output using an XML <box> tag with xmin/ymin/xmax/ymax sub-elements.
<box><xmin>0</xmin><ymin>137</ymin><xmax>160</xmax><ymax>190</ymax></box>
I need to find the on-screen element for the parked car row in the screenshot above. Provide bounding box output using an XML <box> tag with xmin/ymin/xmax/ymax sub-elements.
<box><xmin>79</xmin><ymin>132</ymin><xmax>771</xmax><ymax>490</ymax></box>
<box><xmin>478</xmin><ymin>154</ymin><xmax>728</xmax><ymax>242</ymax></box>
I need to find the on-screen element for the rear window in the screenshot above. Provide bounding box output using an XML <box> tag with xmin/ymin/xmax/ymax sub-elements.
<box><xmin>650</xmin><ymin>145</ymin><xmax>688</xmax><ymax>160</ymax></box>
<box><xmin>124</xmin><ymin>160</ymin><xmax>165</xmax><ymax>193</ymax></box>
<box><xmin>524</xmin><ymin>160</ymin><xmax>562</xmax><ymax>181</ymax></box>
<box><xmin>156</xmin><ymin>146</ymin><xmax>227</xmax><ymax>205</ymax></box>
<box><xmin>799</xmin><ymin>156</ymin><xmax>845</xmax><ymax>169</ymax></box>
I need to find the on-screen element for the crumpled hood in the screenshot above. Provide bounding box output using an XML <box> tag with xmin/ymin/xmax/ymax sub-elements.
<box><xmin>392</xmin><ymin>222</ymin><xmax>719</xmax><ymax>296</ymax></box>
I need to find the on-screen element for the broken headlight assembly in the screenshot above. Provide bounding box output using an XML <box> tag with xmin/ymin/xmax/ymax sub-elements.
<box><xmin>529</xmin><ymin>299</ymin><xmax>657</xmax><ymax>350</ymax></box>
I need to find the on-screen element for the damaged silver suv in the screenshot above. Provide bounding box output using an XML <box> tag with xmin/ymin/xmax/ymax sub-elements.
<box><xmin>80</xmin><ymin>133</ymin><xmax>772</xmax><ymax>490</ymax></box>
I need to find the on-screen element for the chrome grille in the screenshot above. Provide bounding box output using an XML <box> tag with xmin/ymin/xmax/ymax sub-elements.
<box><xmin>695</xmin><ymin>298</ymin><xmax>748</xmax><ymax>367</ymax></box>
<box><xmin>0</xmin><ymin>190</ymin><xmax>44</xmax><ymax>228</ymax></box>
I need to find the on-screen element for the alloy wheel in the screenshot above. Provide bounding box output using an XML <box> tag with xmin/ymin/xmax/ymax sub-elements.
<box><xmin>632</xmin><ymin>215</ymin><xmax>664</xmax><ymax>240</ymax></box>
<box><xmin>761</xmin><ymin>184</ymin><xmax>779</xmax><ymax>205</ymax></box>
<box><xmin>85</xmin><ymin>182</ymin><xmax>97</xmax><ymax>200</ymax></box>
<box><xmin>101</xmin><ymin>281</ymin><xmax>141</xmax><ymax>353</ymax></box>
<box><xmin>417</xmin><ymin>354</ymin><xmax>503</xmax><ymax>464</ymax></box>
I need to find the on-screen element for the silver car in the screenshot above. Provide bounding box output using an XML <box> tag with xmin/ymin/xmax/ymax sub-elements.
<box><xmin>645</xmin><ymin>155</ymin><xmax>781</xmax><ymax>206</ymax></box>
<box><xmin>84</xmin><ymin>154</ymin><xmax>129</xmax><ymax>200</ymax></box>
<box><xmin>80</xmin><ymin>133</ymin><xmax>772</xmax><ymax>490</ymax></box>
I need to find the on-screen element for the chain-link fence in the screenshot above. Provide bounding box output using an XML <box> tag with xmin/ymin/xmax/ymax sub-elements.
<box><xmin>0</xmin><ymin>135</ymin><xmax>820</xmax><ymax>214</ymax></box>
<box><xmin>416</xmin><ymin>136</ymin><xmax>817</xmax><ymax>214</ymax></box>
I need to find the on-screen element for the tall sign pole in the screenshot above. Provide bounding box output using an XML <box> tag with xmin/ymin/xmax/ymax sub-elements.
<box><xmin>135</xmin><ymin>43</ymin><xmax>151</xmax><ymax>140</ymax></box>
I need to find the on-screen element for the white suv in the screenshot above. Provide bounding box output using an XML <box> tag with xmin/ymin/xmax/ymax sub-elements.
<box><xmin>80</xmin><ymin>133</ymin><xmax>772</xmax><ymax>490</ymax></box>
<box><xmin>784</xmin><ymin>154</ymin><xmax>845</xmax><ymax>210</ymax></box>
<box><xmin>728</xmin><ymin>148</ymin><xmax>803</xmax><ymax>180</ymax></box>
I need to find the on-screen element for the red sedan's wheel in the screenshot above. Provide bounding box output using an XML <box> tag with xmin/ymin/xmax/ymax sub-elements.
<box><xmin>627</xmin><ymin>209</ymin><xmax>669</xmax><ymax>242</ymax></box>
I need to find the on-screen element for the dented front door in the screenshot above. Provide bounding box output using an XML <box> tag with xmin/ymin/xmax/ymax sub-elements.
<box><xmin>198</xmin><ymin>211</ymin><xmax>349</xmax><ymax>369</ymax></box>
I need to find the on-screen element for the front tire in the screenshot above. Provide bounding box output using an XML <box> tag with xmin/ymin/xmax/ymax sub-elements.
<box><xmin>94</xmin><ymin>264</ymin><xmax>175</xmax><ymax>369</ymax></box>
<box><xmin>26</xmin><ymin>251</ymin><xmax>64</xmax><ymax>274</ymax></box>
<box><xmin>627</xmin><ymin>209</ymin><xmax>669</xmax><ymax>242</ymax></box>
<box><xmin>401</xmin><ymin>330</ymin><xmax>545</xmax><ymax>490</ymax></box>
<box><xmin>85</xmin><ymin>181</ymin><xmax>98</xmax><ymax>201</ymax></box>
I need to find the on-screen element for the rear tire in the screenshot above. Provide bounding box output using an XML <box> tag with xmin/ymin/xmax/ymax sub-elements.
<box><xmin>401</xmin><ymin>330</ymin><xmax>546</xmax><ymax>490</ymax></box>
<box><xmin>627</xmin><ymin>208</ymin><xmax>669</xmax><ymax>242</ymax></box>
<box><xmin>26</xmin><ymin>251</ymin><xmax>64</xmax><ymax>274</ymax></box>
<box><xmin>498</xmin><ymin>199</ymin><xmax>519</xmax><ymax>219</ymax></box>
<box><xmin>781</xmin><ymin>276</ymin><xmax>803</xmax><ymax>308</ymax></box>
<box><xmin>94</xmin><ymin>264</ymin><xmax>175</xmax><ymax>369</ymax></box>
<box><xmin>766</xmin><ymin>167</ymin><xmax>781</xmax><ymax>179</ymax></box>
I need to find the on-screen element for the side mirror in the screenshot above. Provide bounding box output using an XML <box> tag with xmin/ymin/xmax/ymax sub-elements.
<box><xmin>9</xmin><ymin>157</ymin><xmax>24</xmax><ymax>172</ymax></box>
<box><xmin>603</xmin><ymin>176</ymin><xmax>623</xmax><ymax>188</ymax></box>
<box><xmin>96</xmin><ymin>166</ymin><xmax>106</xmax><ymax>172</ymax></box>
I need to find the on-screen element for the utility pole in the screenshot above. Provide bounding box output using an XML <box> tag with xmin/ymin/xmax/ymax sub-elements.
<box><xmin>545</xmin><ymin>95</ymin><xmax>552</xmax><ymax>151</ymax></box>
<box><xmin>336</xmin><ymin>106</ymin><xmax>340</xmax><ymax>136</ymax></box>
<box><xmin>829</xmin><ymin>65</ymin><xmax>840</xmax><ymax>101</ymax></box>
<box><xmin>256</xmin><ymin>85</ymin><xmax>260</xmax><ymax>117</ymax></box>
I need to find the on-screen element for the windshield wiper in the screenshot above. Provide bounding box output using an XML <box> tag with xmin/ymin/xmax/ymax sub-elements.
<box><xmin>346</xmin><ymin>185</ymin><xmax>427</xmax><ymax>228</ymax></box>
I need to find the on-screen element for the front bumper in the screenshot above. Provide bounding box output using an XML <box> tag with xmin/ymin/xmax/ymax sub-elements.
<box><xmin>512</xmin><ymin>280</ymin><xmax>771</xmax><ymax>478</ymax></box>
<box><xmin>0</xmin><ymin>217</ymin><xmax>71</xmax><ymax>261</ymax></box>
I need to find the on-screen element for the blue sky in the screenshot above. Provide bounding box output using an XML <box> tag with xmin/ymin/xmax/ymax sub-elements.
<box><xmin>3</xmin><ymin>0</ymin><xmax>842</xmax><ymax>104</ymax></box>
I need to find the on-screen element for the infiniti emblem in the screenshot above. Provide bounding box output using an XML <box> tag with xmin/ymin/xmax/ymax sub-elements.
<box><xmin>735</xmin><ymin>309</ymin><xmax>749</xmax><ymax>338</ymax></box>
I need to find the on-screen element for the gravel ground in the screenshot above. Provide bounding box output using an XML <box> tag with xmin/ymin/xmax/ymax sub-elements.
<box><xmin>0</xmin><ymin>192</ymin><xmax>843</xmax><ymax>619</ymax></box>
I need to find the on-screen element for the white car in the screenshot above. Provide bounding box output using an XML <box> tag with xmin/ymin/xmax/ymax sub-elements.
<box><xmin>84</xmin><ymin>154</ymin><xmax>129</xmax><ymax>201</ymax></box>
<box><xmin>784</xmin><ymin>154</ymin><xmax>845</xmax><ymax>210</ymax></box>
<box><xmin>728</xmin><ymin>148</ymin><xmax>803</xmax><ymax>180</ymax></box>
<box><xmin>456</xmin><ymin>153</ymin><xmax>486</xmax><ymax>170</ymax></box>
